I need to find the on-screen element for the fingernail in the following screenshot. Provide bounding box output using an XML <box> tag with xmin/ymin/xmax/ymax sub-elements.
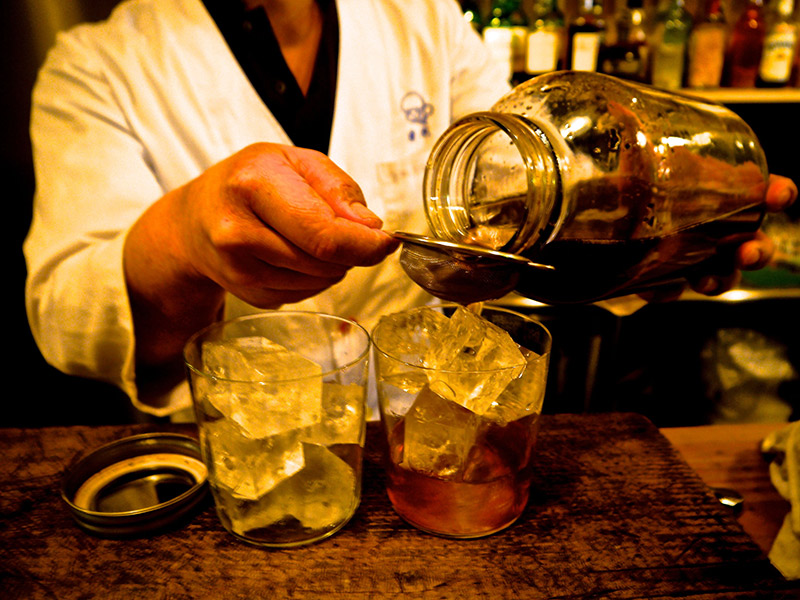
<box><xmin>349</xmin><ymin>203</ymin><xmax>383</xmax><ymax>227</ymax></box>
<box><xmin>777</xmin><ymin>187</ymin><xmax>794</xmax><ymax>208</ymax></box>
<box><xmin>741</xmin><ymin>245</ymin><xmax>762</xmax><ymax>267</ymax></box>
<box><xmin>696</xmin><ymin>276</ymin><xmax>719</xmax><ymax>294</ymax></box>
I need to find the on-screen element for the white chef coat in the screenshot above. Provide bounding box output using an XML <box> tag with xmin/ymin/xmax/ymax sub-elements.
<box><xmin>24</xmin><ymin>0</ymin><xmax>510</xmax><ymax>416</ymax></box>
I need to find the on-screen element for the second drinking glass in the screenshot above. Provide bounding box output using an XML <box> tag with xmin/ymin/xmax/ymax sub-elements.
<box><xmin>372</xmin><ymin>304</ymin><xmax>551</xmax><ymax>538</ymax></box>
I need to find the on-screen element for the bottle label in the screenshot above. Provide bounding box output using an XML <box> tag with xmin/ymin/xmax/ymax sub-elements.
<box><xmin>526</xmin><ymin>30</ymin><xmax>559</xmax><ymax>73</ymax></box>
<box><xmin>759</xmin><ymin>27</ymin><xmax>798</xmax><ymax>83</ymax></box>
<box><xmin>511</xmin><ymin>26</ymin><xmax>529</xmax><ymax>73</ymax></box>
<box><xmin>483</xmin><ymin>27</ymin><xmax>514</xmax><ymax>80</ymax></box>
<box><xmin>652</xmin><ymin>42</ymin><xmax>686</xmax><ymax>89</ymax></box>
<box><xmin>572</xmin><ymin>32</ymin><xmax>601</xmax><ymax>71</ymax></box>
<box><xmin>688</xmin><ymin>27</ymin><xmax>726</xmax><ymax>88</ymax></box>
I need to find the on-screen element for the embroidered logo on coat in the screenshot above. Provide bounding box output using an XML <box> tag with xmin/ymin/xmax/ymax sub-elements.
<box><xmin>401</xmin><ymin>91</ymin><xmax>434</xmax><ymax>141</ymax></box>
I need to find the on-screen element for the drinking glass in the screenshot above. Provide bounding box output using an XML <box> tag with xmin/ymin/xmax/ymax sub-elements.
<box><xmin>184</xmin><ymin>311</ymin><xmax>369</xmax><ymax>547</ymax></box>
<box><xmin>372</xmin><ymin>304</ymin><xmax>551</xmax><ymax>538</ymax></box>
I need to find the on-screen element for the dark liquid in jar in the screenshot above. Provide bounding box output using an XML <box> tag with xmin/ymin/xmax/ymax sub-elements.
<box><xmin>461</xmin><ymin>164</ymin><xmax>765</xmax><ymax>303</ymax></box>
<box><xmin>517</xmin><ymin>203</ymin><xmax>764</xmax><ymax>303</ymax></box>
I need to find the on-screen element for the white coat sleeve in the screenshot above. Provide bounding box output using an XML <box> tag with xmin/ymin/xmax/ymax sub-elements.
<box><xmin>23</xmin><ymin>27</ymin><xmax>181</xmax><ymax>416</ymax></box>
<box><xmin>441</xmin><ymin>0</ymin><xmax>513</xmax><ymax>120</ymax></box>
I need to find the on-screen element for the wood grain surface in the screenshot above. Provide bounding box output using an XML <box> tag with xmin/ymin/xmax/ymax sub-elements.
<box><xmin>662</xmin><ymin>422</ymin><xmax>792</xmax><ymax>556</ymax></box>
<box><xmin>1</xmin><ymin>413</ymin><xmax>798</xmax><ymax>599</ymax></box>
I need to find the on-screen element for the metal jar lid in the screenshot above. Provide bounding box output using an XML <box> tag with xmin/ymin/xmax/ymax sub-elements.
<box><xmin>61</xmin><ymin>432</ymin><xmax>208</xmax><ymax>537</ymax></box>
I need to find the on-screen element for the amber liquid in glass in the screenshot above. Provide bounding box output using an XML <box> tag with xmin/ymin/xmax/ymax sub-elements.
<box><xmin>384</xmin><ymin>413</ymin><xmax>540</xmax><ymax>538</ymax></box>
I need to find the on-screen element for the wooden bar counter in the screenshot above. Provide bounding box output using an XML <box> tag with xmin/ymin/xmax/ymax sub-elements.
<box><xmin>1</xmin><ymin>413</ymin><xmax>798</xmax><ymax>599</ymax></box>
<box><xmin>661</xmin><ymin>422</ymin><xmax>792</xmax><ymax>557</ymax></box>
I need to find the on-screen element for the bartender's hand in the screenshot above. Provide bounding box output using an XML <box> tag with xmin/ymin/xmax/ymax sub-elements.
<box><xmin>690</xmin><ymin>174</ymin><xmax>797</xmax><ymax>295</ymax></box>
<box><xmin>167</xmin><ymin>143</ymin><xmax>395</xmax><ymax>307</ymax></box>
<box><xmin>643</xmin><ymin>174</ymin><xmax>798</xmax><ymax>302</ymax></box>
<box><xmin>124</xmin><ymin>143</ymin><xmax>398</xmax><ymax>369</ymax></box>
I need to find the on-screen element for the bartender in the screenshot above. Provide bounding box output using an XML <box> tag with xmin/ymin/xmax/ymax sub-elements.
<box><xmin>23</xmin><ymin>0</ymin><xmax>797</xmax><ymax>419</ymax></box>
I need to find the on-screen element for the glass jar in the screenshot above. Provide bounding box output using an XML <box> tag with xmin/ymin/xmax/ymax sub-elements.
<box><xmin>415</xmin><ymin>71</ymin><xmax>769</xmax><ymax>304</ymax></box>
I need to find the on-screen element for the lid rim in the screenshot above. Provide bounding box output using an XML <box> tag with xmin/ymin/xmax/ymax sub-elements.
<box><xmin>61</xmin><ymin>432</ymin><xmax>208</xmax><ymax>538</ymax></box>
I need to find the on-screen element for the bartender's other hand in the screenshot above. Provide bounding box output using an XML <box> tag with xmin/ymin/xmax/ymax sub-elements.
<box><xmin>690</xmin><ymin>174</ymin><xmax>797</xmax><ymax>296</ymax></box>
<box><xmin>640</xmin><ymin>174</ymin><xmax>797</xmax><ymax>302</ymax></box>
<box><xmin>168</xmin><ymin>143</ymin><xmax>397</xmax><ymax>308</ymax></box>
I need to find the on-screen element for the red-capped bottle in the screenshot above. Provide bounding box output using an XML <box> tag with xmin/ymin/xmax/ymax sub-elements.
<box><xmin>725</xmin><ymin>0</ymin><xmax>767</xmax><ymax>87</ymax></box>
<box><xmin>687</xmin><ymin>0</ymin><xmax>728</xmax><ymax>88</ymax></box>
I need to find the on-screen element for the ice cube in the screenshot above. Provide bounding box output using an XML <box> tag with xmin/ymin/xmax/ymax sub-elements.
<box><xmin>202</xmin><ymin>336</ymin><xmax>316</xmax><ymax>380</ymax></box>
<box><xmin>201</xmin><ymin>336</ymin><xmax>323</xmax><ymax>439</ymax></box>
<box><xmin>423</xmin><ymin>307</ymin><xmax>526</xmax><ymax>415</ymax></box>
<box><xmin>288</xmin><ymin>444</ymin><xmax>358</xmax><ymax>530</ymax></box>
<box><xmin>483</xmin><ymin>346</ymin><xmax>548</xmax><ymax>425</ymax></box>
<box><xmin>374</xmin><ymin>307</ymin><xmax>450</xmax><ymax>393</ymax></box>
<box><xmin>230</xmin><ymin>443</ymin><xmax>357</xmax><ymax>534</ymax></box>
<box><xmin>205</xmin><ymin>418</ymin><xmax>305</xmax><ymax>501</ymax></box>
<box><xmin>301</xmin><ymin>382</ymin><xmax>365</xmax><ymax>446</ymax></box>
<box><xmin>402</xmin><ymin>385</ymin><xmax>481</xmax><ymax>478</ymax></box>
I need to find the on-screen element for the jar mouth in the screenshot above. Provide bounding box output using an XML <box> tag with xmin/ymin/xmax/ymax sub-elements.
<box><xmin>423</xmin><ymin>111</ymin><xmax>562</xmax><ymax>256</ymax></box>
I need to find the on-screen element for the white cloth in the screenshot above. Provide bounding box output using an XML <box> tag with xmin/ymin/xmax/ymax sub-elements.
<box><xmin>23</xmin><ymin>0</ymin><xmax>510</xmax><ymax>416</ymax></box>
<box><xmin>762</xmin><ymin>420</ymin><xmax>800</xmax><ymax>579</ymax></box>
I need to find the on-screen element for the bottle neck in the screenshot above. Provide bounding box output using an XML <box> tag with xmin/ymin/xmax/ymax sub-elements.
<box><xmin>776</xmin><ymin>0</ymin><xmax>794</xmax><ymax>18</ymax></box>
<box><xmin>491</xmin><ymin>0</ymin><xmax>522</xmax><ymax>20</ymax></box>
<box><xmin>704</xmin><ymin>0</ymin><xmax>724</xmax><ymax>19</ymax></box>
<box><xmin>620</xmin><ymin>2</ymin><xmax>645</xmax><ymax>31</ymax></box>
<box><xmin>665</xmin><ymin>0</ymin><xmax>687</xmax><ymax>14</ymax></box>
<box><xmin>577</xmin><ymin>0</ymin><xmax>603</xmax><ymax>16</ymax></box>
<box><xmin>423</xmin><ymin>112</ymin><xmax>562</xmax><ymax>255</ymax></box>
<box><xmin>534</xmin><ymin>0</ymin><xmax>561</xmax><ymax>17</ymax></box>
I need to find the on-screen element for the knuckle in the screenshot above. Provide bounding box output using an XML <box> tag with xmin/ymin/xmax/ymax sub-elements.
<box><xmin>305</xmin><ymin>227</ymin><xmax>340</xmax><ymax>262</ymax></box>
<box><xmin>223</xmin><ymin>164</ymin><xmax>260</xmax><ymax>202</ymax></box>
<box><xmin>336</xmin><ymin>180</ymin><xmax>365</xmax><ymax>203</ymax></box>
<box><xmin>221</xmin><ymin>145</ymin><xmax>277</xmax><ymax>200</ymax></box>
<box><xmin>206</xmin><ymin>214</ymin><xmax>243</xmax><ymax>252</ymax></box>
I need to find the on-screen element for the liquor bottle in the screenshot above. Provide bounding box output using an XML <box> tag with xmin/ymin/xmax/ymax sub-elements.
<box><xmin>794</xmin><ymin>28</ymin><xmax>800</xmax><ymax>85</ymax></box>
<box><xmin>724</xmin><ymin>0</ymin><xmax>767</xmax><ymax>87</ymax></box>
<box><xmin>524</xmin><ymin>0</ymin><xmax>566</xmax><ymax>78</ymax></box>
<box><xmin>565</xmin><ymin>0</ymin><xmax>606</xmax><ymax>71</ymax></box>
<box><xmin>794</xmin><ymin>34</ymin><xmax>800</xmax><ymax>85</ymax></box>
<box><xmin>757</xmin><ymin>0</ymin><xmax>798</xmax><ymax>87</ymax></box>
<box><xmin>460</xmin><ymin>0</ymin><xmax>484</xmax><ymax>33</ymax></box>
<box><xmin>483</xmin><ymin>0</ymin><xmax>530</xmax><ymax>83</ymax></box>
<box><xmin>599</xmin><ymin>0</ymin><xmax>649</xmax><ymax>82</ymax></box>
<box><xmin>687</xmin><ymin>0</ymin><xmax>728</xmax><ymax>88</ymax></box>
<box><xmin>650</xmin><ymin>0</ymin><xmax>693</xmax><ymax>89</ymax></box>
<box><xmin>413</xmin><ymin>72</ymin><xmax>769</xmax><ymax>305</ymax></box>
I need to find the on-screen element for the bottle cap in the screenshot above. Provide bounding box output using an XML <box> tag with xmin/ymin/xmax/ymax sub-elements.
<box><xmin>61</xmin><ymin>432</ymin><xmax>208</xmax><ymax>537</ymax></box>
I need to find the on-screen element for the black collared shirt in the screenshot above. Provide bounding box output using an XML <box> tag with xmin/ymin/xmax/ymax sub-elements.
<box><xmin>202</xmin><ymin>0</ymin><xmax>339</xmax><ymax>154</ymax></box>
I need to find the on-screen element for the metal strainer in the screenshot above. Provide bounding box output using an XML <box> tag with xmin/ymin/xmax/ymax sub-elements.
<box><xmin>393</xmin><ymin>231</ymin><xmax>555</xmax><ymax>304</ymax></box>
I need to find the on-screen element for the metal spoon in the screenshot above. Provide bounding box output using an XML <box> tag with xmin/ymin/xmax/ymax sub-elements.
<box><xmin>392</xmin><ymin>231</ymin><xmax>556</xmax><ymax>271</ymax></box>
<box><xmin>712</xmin><ymin>487</ymin><xmax>744</xmax><ymax>514</ymax></box>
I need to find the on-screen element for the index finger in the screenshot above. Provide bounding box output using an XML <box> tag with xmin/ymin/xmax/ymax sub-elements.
<box><xmin>285</xmin><ymin>146</ymin><xmax>386</xmax><ymax>229</ymax></box>
<box><xmin>766</xmin><ymin>174</ymin><xmax>798</xmax><ymax>213</ymax></box>
<box><xmin>243</xmin><ymin>146</ymin><xmax>397</xmax><ymax>266</ymax></box>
